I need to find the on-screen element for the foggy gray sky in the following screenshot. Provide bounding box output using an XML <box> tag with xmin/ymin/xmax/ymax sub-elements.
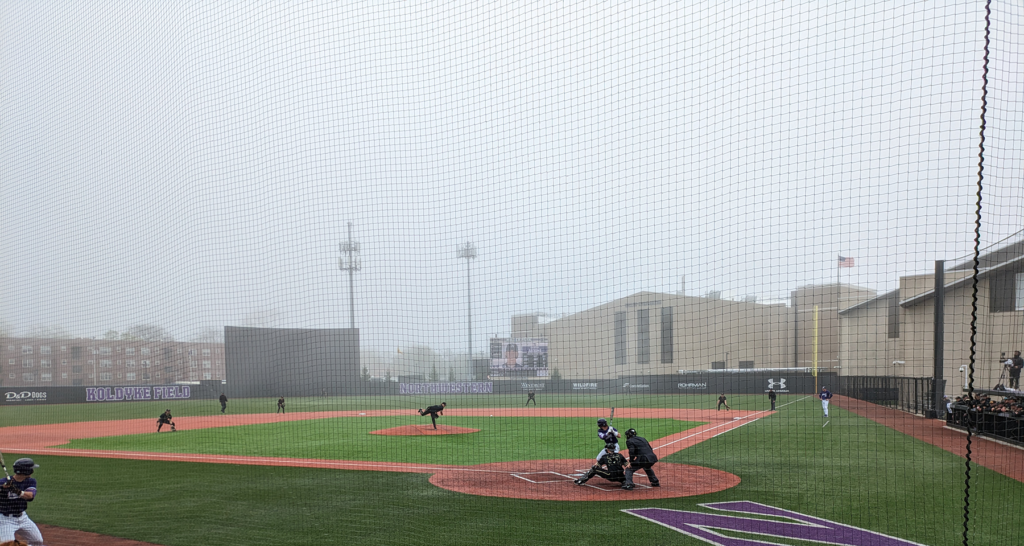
<box><xmin>2</xmin><ymin>1</ymin><xmax>1023</xmax><ymax>353</ymax></box>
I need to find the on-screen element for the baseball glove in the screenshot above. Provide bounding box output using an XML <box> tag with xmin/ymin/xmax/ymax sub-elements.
<box><xmin>1</xmin><ymin>540</ymin><xmax>29</xmax><ymax>546</ymax></box>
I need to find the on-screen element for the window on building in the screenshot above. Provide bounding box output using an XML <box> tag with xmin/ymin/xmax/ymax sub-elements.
<box><xmin>203</xmin><ymin>360</ymin><xmax>211</xmax><ymax>368</ymax></box>
<box><xmin>40</xmin><ymin>360</ymin><xmax>51</xmax><ymax>368</ymax></box>
<box><xmin>8</xmin><ymin>373</ymin><xmax>14</xmax><ymax>379</ymax></box>
<box><xmin>739</xmin><ymin>360</ymin><xmax>754</xmax><ymax>369</ymax></box>
<box><xmin>99</xmin><ymin>360</ymin><xmax>112</xmax><ymax>368</ymax></box>
<box><xmin>126</xmin><ymin>372</ymin><xmax>135</xmax><ymax>380</ymax></box>
<box><xmin>190</xmin><ymin>361</ymin><xmax>198</xmax><ymax>368</ymax></box>
<box><xmin>141</xmin><ymin>348</ymin><xmax>151</xmax><ymax>355</ymax></box>
<box><xmin>660</xmin><ymin>307</ymin><xmax>674</xmax><ymax>364</ymax></box>
<box><xmin>22</xmin><ymin>360</ymin><xmax>33</xmax><ymax>368</ymax></box>
<box><xmin>72</xmin><ymin>365</ymin><xmax>83</xmax><ymax>373</ymax></box>
<box><xmin>61</xmin><ymin>373</ymin><xmax>68</xmax><ymax>379</ymax></box>
<box><xmin>141</xmin><ymin>360</ymin><xmax>151</xmax><ymax>368</ymax></box>
<box><xmin>99</xmin><ymin>347</ymin><xmax>112</xmax><ymax>355</ymax></box>
<box><xmin>22</xmin><ymin>373</ymin><xmax>34</xmax><ymax>382</ymax></box>
<box><xmin>156</xmin><ymin>372</ymin><xmax>162</xmax><ymax>379</ymax></box>
<box><xmin>125</xmin><ymin>347</ymin><xmax>135</xmax><ymax>355</ymax></box>
<box><xmin>99</xmin><ymin>373</ymin><xmax>112</xmax><ymax>381</ymax></box>
<box><xmin>887</xmin><ymin>292</ymin><xmax>900</xmax><ymax>338</ymax></box>
<box><xmin>202</xmin><ymin>348</ymin><xmax>211</xmax><ymax>356</ymax></box>
<box><xmin>71</xmin><ymin>346</ymin><xmax>83</xmax><ymax>359</ymax></box>
<box><xmin>142</xmin><ymin>372</ymin><xmax>151</xmax><ymax>380</ymax></box>
<box><xmin>21</xmin><ymin>346</ymin><xmax>32</xmax><ymax>355</ymax></box>
<box><xmin>61</xmin><ymin>359</ymin><xmax>68</xmax><ymax>366</ymax></box>
<box><xmin>40</xmin><ymin>346</ymin><xmax>51</xmax><ymax>355</ymax></box>
<box><xmin>126</xmin><ymin>360</ymin><xmax>136</xmax><ymax>368</ymax></box>
<box><xmin>990</xmin><ymin>270</ymin><xmax>1024</xmax><ymax>312</ymax></box>
<box><xmin>164</xmin><ymin>348</ymin><xmax>173</xmax><ymax>357</ymax></box>
<box><xmin>61</xmin><ymin>346</ymin><xmax>67</xmax><ymax>352</ymax></box>
<box><xmin>40</xmin><ymin>373</ymin><xmax>52</xmax><ymax>382</ymax></box>
<box><xmin>7</xmin><ymin>360</ymin><xmax>13</xmax><ymax>366</ymax></box>
<box><xmin>636</xmin><ymin>309</ymin><xmax>651</xmax><ymax>365</ymax></box>
<box><xmin>203</xmin><ymin>373</ymin><xmax>212</xmax><ymax>380</ymax></box>
<box><xmin>614</xmin><ymin>312</ymin><xmax>628</xmax><ymax>366</ymax></box>
<box><xmin>711</xmin><ymin>361</ymin><xmax>726</xmax><ymax>369</ymax></box>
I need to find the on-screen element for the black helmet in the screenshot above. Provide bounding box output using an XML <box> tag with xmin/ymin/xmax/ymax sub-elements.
<box><xmin>604</xmin><ymin>441</ymin><xmax>617</xmax><ymax>450</ymax></box>
<box><xmin>625</xmin><ymin>428</ymin><xmax>637</xmax><ymax>438</ymax></box>
<box><xmin>597</xmin><ymin>418</ymin><xmax>607</xmax><ymax>426</ymax></box>
<box><xmin>13</xmin><ymin>458</ymin><xmax>38</xmax><ymax>476</ymax></box>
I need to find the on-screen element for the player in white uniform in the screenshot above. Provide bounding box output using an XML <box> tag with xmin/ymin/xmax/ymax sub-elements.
<box><xmin>595</xmin><ymin>418</ymin><xmax>620</xmax><ymax>462</ymax></box>
<box><xmin>820</xmin><ymin>387</ymin><xmax>833</xmax><ymax>417</ymax></box>
<box><xmin>0</xmin><ymin>458</ymin><xmax>44</xmax><ymax>545</ymax></box>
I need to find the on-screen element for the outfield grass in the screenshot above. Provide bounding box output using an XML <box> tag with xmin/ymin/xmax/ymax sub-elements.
<box><xmin>5</xmin><ymin>395</ymin><xmax>1023</xmax><ymax>545</ymax></box>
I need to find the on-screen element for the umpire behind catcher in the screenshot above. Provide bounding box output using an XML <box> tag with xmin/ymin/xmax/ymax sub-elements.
<box><xmin>621</xmin><ymin>428</ymin><xmax>660</xmax><ymax>490</ymax></box>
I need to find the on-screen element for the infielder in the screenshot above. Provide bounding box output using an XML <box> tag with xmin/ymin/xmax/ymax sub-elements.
<box><xmin>0</xmin><ymin>458</ymin><xmax>44</xmax><ymax>545</ymax></box>
<box><xmin>157</xmin><ymin>409</ymin><xmax>176</xmax><ymax>432</ymax></box>
<box><xmin>820</xmin><ymin>386</ymin><xmax>833</xmax><ymax>417</ymax></box>
<box><xmin>595</xmin><ymin>418</ymin><xmax>620</xmax><ymax>461</ymax></box>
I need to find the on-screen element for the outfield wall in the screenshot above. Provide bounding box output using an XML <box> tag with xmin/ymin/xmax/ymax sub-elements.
<box><xmin>1</xmin><ymin>382</ymin><xmax>222</xmax><ymax>405</ymax></box>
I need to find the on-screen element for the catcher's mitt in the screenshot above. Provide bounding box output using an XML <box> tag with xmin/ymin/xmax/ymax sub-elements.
<box><xmin>1</xmin><ymin>540</ymin><xmax>28</xmax><ymax>546</ymax></box>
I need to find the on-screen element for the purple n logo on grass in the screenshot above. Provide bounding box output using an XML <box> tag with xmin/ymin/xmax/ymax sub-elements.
<box><xmin>625</xmin><ymin>501</ymin><xmax>926</xmax><ymax>546</ymax></box>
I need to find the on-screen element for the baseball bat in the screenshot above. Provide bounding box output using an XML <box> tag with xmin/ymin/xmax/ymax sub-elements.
<box><xmin>0</xmin><ymin>450</ymin><xmax>9</xmax><ymax>479</ymax></box>
<box><xmin>609</xmin><ymin>407</ymin><xmax>615</xmax><ymax>426</ymax></box>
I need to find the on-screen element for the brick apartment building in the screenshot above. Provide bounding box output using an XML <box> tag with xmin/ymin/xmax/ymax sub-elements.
<box><xmin>0</xmin><ymin>337</ymin><xmax>225</xmax><ymax>387</ymax></box>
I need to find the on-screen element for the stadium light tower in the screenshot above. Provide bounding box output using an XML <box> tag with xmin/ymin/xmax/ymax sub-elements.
<box><xmin>339</xmin><ymin>223</ymin><xmax>361</xmax><ymax>328</ymax></box>
<box><xmin>458</xmin><ymin>242</ymin><xmax>477</xmax><ymax>369</ymax></box>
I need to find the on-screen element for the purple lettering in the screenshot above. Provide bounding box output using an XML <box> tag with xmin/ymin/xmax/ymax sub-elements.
<box><xmin>625</xmin><ymin>502</ymin><xmax>925</xmax><ymax>546</ymax></box>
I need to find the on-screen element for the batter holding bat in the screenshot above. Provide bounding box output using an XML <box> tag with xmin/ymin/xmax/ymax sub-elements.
<box><xmin>595</xmin><ymin>413</ymin><xmax>620</xmax><ymax>462</ymax></box>
<box><xmin>0</xmin><ymin>458</ymin><xmax>44</xmax><ymax>545</ymax></box>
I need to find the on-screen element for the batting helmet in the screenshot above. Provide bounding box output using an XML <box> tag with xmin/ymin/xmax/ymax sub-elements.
<box><xmin>597</xmin><ymin>418</ymin><xmax>607</xmax><ymax>426</ymax></box>
<box><xmin>604</xmin><ymin>441</ymin><xmax>617</xmax><ymax>450</ymax></box>
<box><xmin>625</xmin><ymin>428</ymin><xmax>637</xmax><ymax>438</ymax></box>
<box><xmin>13</xmin><ymin>458</ymin><xmax>38</xmax><ymax>475</ymax></box>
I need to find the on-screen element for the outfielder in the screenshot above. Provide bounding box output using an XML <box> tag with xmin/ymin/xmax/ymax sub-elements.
<box><xmin>574</xmin><ymin>442</ymin><xmax>627</xmax><ymax>486</ymax></box>
<box><xmin>820</xmin><ymin>386</ymin><xmax>833</xmax><ymax>417</ymax></box>
<box><xmin>0</xmin><ymin>458</ymin><xmax>44</xmax><ymax>545</ymax></box>
<box><xmin>595</xmin><ymin>418</ymin><xmax>620</xmax><ymax>461</ymax></box>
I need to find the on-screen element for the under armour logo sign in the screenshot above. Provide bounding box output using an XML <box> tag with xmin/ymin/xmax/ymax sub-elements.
<box><xmin>767</xmin><ymin>378</ymin><xmax>786</xmax><ymax>389</ymax></box>
<box><xmin>625</xmin><ymin>501</ymin><xmax>926</xmax><ymax>546</ymax></box>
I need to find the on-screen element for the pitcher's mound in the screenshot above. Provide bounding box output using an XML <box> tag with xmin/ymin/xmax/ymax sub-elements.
<box><xmin>371</xmin><ymin>424</ymin><xmax>479</xmax><ymax>436</ymax></box>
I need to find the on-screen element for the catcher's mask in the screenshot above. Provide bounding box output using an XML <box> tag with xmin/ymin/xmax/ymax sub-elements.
<box><xmin>625</xmin><ymin>428</ymin><xmax>637</xmax><ymax>439</ymax></box>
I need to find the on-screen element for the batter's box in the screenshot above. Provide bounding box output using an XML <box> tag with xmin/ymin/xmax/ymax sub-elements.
<box><xmin>510</xmin><ymin>471</ymin><xmax>578</xmax><ymax>484</ymax></box>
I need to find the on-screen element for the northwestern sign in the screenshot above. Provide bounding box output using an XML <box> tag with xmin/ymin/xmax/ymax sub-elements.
<box><xmin>399</xmin><ymin>382</ymin><xmax>493</xmax><ymax>395</ymax></box>
<box><xmin>625</xmin><ymin>502</ymin><xmax>926</xmax><ymax>546</ymax></box>
<box><xmin>85</xmin><ymin>385</ymin><xmax>191</xmax><ymax>402</ymax></box>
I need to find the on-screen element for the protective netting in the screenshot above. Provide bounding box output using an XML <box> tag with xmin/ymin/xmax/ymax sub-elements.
<box><xmin>1</xmin><ymin>2</ymin><xmax>1023</xmax><ymax>545</ymax></box>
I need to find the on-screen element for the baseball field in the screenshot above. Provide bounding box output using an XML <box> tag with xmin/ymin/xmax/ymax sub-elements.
<box><xmin>1</xmin><ymin>393</ymin><xmax>1022</xmax><ymax>545</ymax></box>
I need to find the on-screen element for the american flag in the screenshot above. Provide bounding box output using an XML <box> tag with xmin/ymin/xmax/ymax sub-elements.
<box><xmin>838</xmin><ymin>256</ymin><xmax>855</xmax><ymax>268</ymax></box>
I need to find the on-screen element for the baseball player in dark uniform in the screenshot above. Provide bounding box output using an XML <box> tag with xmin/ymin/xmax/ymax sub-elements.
<box><xmin>595</xmin><ymin>418</ymin><xmax>620</xmax><ymax>461</ymax></box>
<box><xmin>622</xmin><ymin>428</ymin><xmax>660</xmax><ymax>490</ymax></box>
<box><xmin>417</xmin><ymin>402</ymin><xmax>446</xmax><ymax>429</ymax></box>
<box><xmin>277</xmin><ymin>396</ymin><xmax>286</xmax><ymax>414</ymax></box>
<box><xmin>768</xmin><ymin>388</ymin><xmax>777</xmax><ymax>410</ymax></box>
<box><xmin>219</xmin><ymin>393</ymin><xmax>228</xmax><ymax>413</ymax></box>
<box><xmin>820</xmin><ymin>386</ymin><xmax>833</xmax><ymax>417</ymax></box>
<box><xmin>525</xmin><ymin>390</ymin><xmax>536</xmax><ymax>406</ymax></box>
<box><xmin>717</xmin><ymin>394</ymin><xmax>731</xmax><ymax>410</ymax></box>
<box><xmin>0</xmin><ymin>458</ymin><xmax>44</xmax><ymax>545</ymax></box>
<box><xmin>157</xmin><ymin>409</ymin><xmax>176</xmax><ymax>432</ymax></box>
<box><xmin>574</xmin><ymin>442</ymin><xmax>627</xmax><ymax>486</ymax></box>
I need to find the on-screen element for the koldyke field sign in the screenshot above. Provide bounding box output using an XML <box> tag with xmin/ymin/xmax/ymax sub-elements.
<box><xmin>85</xmin><ymin>385</ymin><xmax>191</xmax><ymax>402</ymax></box>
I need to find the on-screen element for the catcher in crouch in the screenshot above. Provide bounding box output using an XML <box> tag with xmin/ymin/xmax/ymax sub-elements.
<box><xmin>574</xmin><ymin>442</ymin><xmax>627</xmax><ymax>486</ymax></box>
